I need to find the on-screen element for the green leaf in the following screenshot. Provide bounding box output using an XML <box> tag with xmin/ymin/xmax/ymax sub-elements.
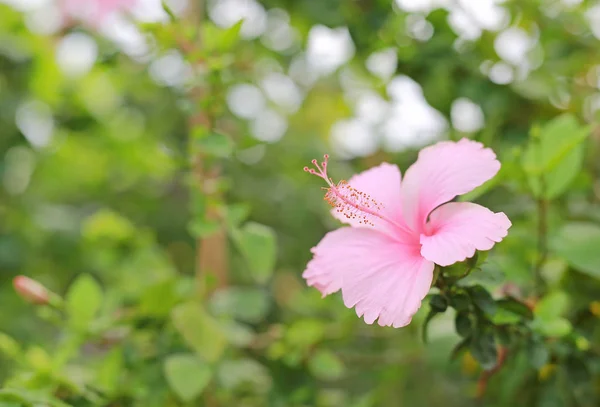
<box><xmin>164</xmin><ymin>354</ymin><xmax>212</xmax><ymax>402</ymax></box>
<box><xmin>469</xmin><ymin>332</ymin><xmax>498</xmax><ymax>371</ymax></box>
<box><xmin>450</xmin><ymin>337</ymin><xmax>470</xmax><ymax>361</ymax></box>
<box><xmin>429</xmin><ymin>294</ymin><xmax>448</xmax><ymax>312</ymax></box>
<box><xmin>218</xmin><ymin>20</ymin><xmax>244</xmax><ymax>50</ymax></box>
<box><xmin>232</xmin><ymin>222</ymin><xmax>277</xmax><ymax>284</ymax></box>
<box><xmin>421</xmin><ymin>302</ymin><xmax>447</xmax><ymax>344</ymax></box>
<box><xmin>96</xmin><ymin>348</ymin><xmax>123</xmax><ymax>395</ymax></box>
<box><xmin>526</xmin><ymin>338</ymin><xmax>549</xmax><ymax>369</ymax></box>
<box><xmin>552</xmin><ymin>222</ymin><xmax>600</xmax><ymax>279</ymax></box>
<box><xmin>522</xmin><ymin>114</ymin><xmax>590</xmax><ymax>175</ymax></box>
<box><xmin>449</xmin><ymin>292</ymin><xmax>471</xmax><ymax>312</ymax></box>
<box><xmin>497</xmin><ymin>297</ymin><xmax>534</xmax><ymax>320</ymax></box>
<box><xmin>171</xmin><ymin>303</ymin><xmax>227</xmax><ymax>363</ymax></box>
<box><xmin>65</xmin><ymin>274</ymin><xmax>103</xmax><ymax>331</ymax></box>
<box><xmin>217</xmin><ymin>359</ymin><xmax>272</xmax><ymax>393</ymax></box>
<box><xmin>468</xmin><ymin>285</ymin><xmax>497</xmax><ymax>316</ymax></box>
<box><xmin>532</xmin><ymin>318</ymin><xmax>572</xmax><ymax>338</ymax></box>
<box><xmin>534</xmin><ymin>291</ymin><xmax>569</xmax><ymax>321</ymax></box>
<box><xmin>490</xmin><ymin>308</ymin><xmax>522</xmax><ymax>325</ymax></box>
<box><xmin>0</xmin><ymin>333</ymin><xmax>21</xmax><ymax>359</ymax></box>
<box><xmin>455</xmin><ymin>312</ymin><xmax>473</xmax><ymax>337</ymax></box>
<box><xmin>522</xmin><ymin>114</ymin><xmax>590</xmax><ymax>198</ymax></box>
<box><xmin>308</xmin><ymin>350</ymin><xmax>345</xmax><ymax>381</ymax></box>
<box><xmin>286</xmin><ymin>319</ymin><xmax>326</xmax><ymax>348</ymax></box>
<box><xmin>209</xmin><ymin>287</ymin><xmax>270</xmax><ymax>324</ymax></box>
<box><xmin>194</xmin><ymin>130</ymin><xmax>234</xmax><ymax>158</ymax></box>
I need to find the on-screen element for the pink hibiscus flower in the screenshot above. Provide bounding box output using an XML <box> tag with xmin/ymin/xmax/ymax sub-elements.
<box><xmin>302</xmin><ymin>139</ymin><xmax>511</xmax><ymax>328</ymax></box>
<box><xmin>60</xmin><ymin>0</ymin><xmax>137</xmax><ymax>26</ymax></box>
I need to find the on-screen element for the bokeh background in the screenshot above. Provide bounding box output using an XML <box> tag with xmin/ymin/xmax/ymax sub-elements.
<box><xmin>1</xmin><ymin>0</ymin><xmax>600</xmax><ymax>406</ymax></box>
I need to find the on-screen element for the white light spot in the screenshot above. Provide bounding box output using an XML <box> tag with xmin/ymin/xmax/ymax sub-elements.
<box><xmin>306</xmin><ymin>25</ymin><xmax>355</xmax><ymax>76</ymax></box>
<box><xmin>365</xmin><ymin>48</ymin><xmax>397</xmax><ymax>81</ymax></box>
<box><xmin>209</xmin><ymin>0</ymin><xmax>267</xmax><ymax>39</ymax></box>
<box><xmin>227</xmin><ymin>84</ymin><xmax>266</xmax><ymax>119</ymax></box>
<box><xmin>355</xmin><ymin>91</ymin><xmax>390</xmax><ymax>125</ymax></box>
<box><xmin>451</xmin><ymin>98</ymin><xmax>485</xmax><ymax>133</ymax></box>
<box><xmin>330</xmin><ymin>118</ymin><xmax>378</xmax><ymax>158</ymax></box>
<box><xmin>406</xmin><ymin>14</ymin><xmax>434</xmax><ymax>41</ymax></box>
<box><xmin>489</xmin><ymin>62</ymin><xmax>514</xmax><ymax>84</ymax></box>
<box><xmin>260</xmin><ymin>73</ymin><xmax>303</xmax><ymax>113</ymax></box>
<box><xmin>16</xmin><ymin>100</ymin><xmax>54</xmax><ymax>148</ymax></box>
<box><xmin>448</xmin><ymin>9</ymin><xmax>482</xmax><ymax>40</ymax></box>
<box><xmin>100</xmin><ymin>14</ymin><xmax>151</xmax><ymax>58</ymax></box>
<box><xmin>494</xmin><ymin>27</ymin><xmax>531</xmax><ymax>65</ymax></box>
<box><xmin>261</xmin><ymin>8</ymin><xmax>298</xmax><ymax>52</ymax></box>
<box><xmin>3</xmin><ymin>146</ymin><xmax>36</xmax><ymax>196</ymax></box>
<box><xmin>586</xmin><ymin>5</ymin><xmax>600</xmax><ymax>40</ymax></box>
<box><xmin>394</xmin><ymin>0</ymin><xmax>449</xmax><ymax>13</ymax></box>
<box><xmin>1</xmin><ymin>0</ymin><xmax>48</xmax><ymax>12</ymax></box>
<box><xmin>288</xmin><ymin>54</ymin><xmax>318</xmax><ymax>88</ymax></box>
<box><xmin>25</xmin><ymin>2</ymin><xmax>62</xmax><ymax>35</ymax></box>
<box><xmin>149</xmin><ymin>49</ymin><xmax>191</xmax><ymax>87</ymax></box>
<box><xmin>383</xmin><ymin>75</ymin><xmax>447</xmax><ymax>152</ymax></box>
<box><xmin>251</xmin><ymin>109</ymin><xmax>287</xmax><ymax>143</ymax></box>
<box><xmin>56</xmin><ymin>33</ymin><xmax>98</xmax><ymax>77</ymax></box>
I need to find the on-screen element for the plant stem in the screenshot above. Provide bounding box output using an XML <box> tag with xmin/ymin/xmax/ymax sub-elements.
<box><xmin>534</xmin><ymin>198</ymin><xmax>548</xmax><ymax>295</ymax></box>
<box><xmin>185</xmin><ymin>0</ymin><xmax>228</xmax><ymax>297</ymax></box>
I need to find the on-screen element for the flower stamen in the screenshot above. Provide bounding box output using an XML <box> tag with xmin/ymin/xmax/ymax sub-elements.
<box><xmin>304</xmin><ymin>154</ymin><xmax>386</xmax><ymax>227</ymax></box>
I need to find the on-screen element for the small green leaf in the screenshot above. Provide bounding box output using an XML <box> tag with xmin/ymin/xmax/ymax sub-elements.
<box><xmin>217</xmin><ymin>359</ymin><xmax>272</xmax><ymax>393</ymax></box>
<box><xmin>308</xmin><ymin>350</ymin><xmax>345</xmax><ymax>381</ymax></box>
<box><xmin>96</xmin><ymin>348</ymin><xmax>123</xmax><ymax>395</ymax></box>
<box><xmin>468</xmin><ymin>285</ymin><xmax>497</xmax><ymax>316</ymax></box>
<box><xmin>449</xmin><ymin>292</ymin><xmax>471</xmax><ymax>312</ymax></box>
<box><xmin>65</xmin><ymin>274</ymin><xmax>103</xmax><ymax>331</ymax></box>
<box><xmin>218</xmin><ymin>20</ymin><xmax>244</xmax><ymax>50</ymax></box>
<box><xmin>429</xmin><ymin>294</ymin><xmax>448</xmax><ymax>312</ymax></box>
<box><xmin>171</xmin><ymin>303</ymin><xmax>227</xmax><ymax>363</ymax></box>
<box><xmin>232</xmin><ymin>222</ymin><xmax>277</xmax><ymax>284</ymax></box>
<box><xmin>497</xmin><ymin>297</ymin><xmax>533</xmax><ymax>320</ymax></box>
<box><xmin>164</xmin><ymin>354</ymin><xmax>212</xmax><ymax>402</ymax></box>
<box><xmin>450</xmin><ymin>337</ymin><xmax>470</xmax><ymax>361</ymax></box>
<box><xmin>188</xmin><ymin>218</ymin><xmax>221</xmax><ymax>238</ymax></box>
<box><xmin>532</xmin><ymin>318</ymin><xmax>572</xmax><ymax>338</ymax></box>
<box><xmin>209</xmin><ymin>287</ymin><xmax>270</xmax><ymax>324</ymax></box>
<box><xmin>286</xmin><ymin>319</ymin><xmax>325</xmax><ymax>348</ymax></box>
<box><xmin>534</xmin><ymin>291</ymin><xmax>569</xmax><ymax>321</ymax></box>
<box><xmin>526</xmin><ymin>338</ymin><xmax>549</xmax><ymax>369</ymax></box>
<box><xmin>0</xmin><ymin>333</ymin><xmax>21</xmax><ymax>359</ymax></box>
<box><xmin>522</xmin><ymin>114</ymin><xmax>591</xmax><ymax>199</ymax></box>
<box><xmin>194</xmin><ymin>130</ymin><xmax>234</xmax><ymax>158</ymax></box>
<box><xmin>469</xmin><ymin>332</ymin><xmax>498</xmax><ymax>371</ymax></box>
<box><xmin>422</xmin><ymin>307</ymin><xmax>442</xmax><ymax>343</ymax></box>
<box><xmin>552</xmin><ymin>222</ymin><xmax>600</xmax><ymax>279</ymax></box>
<box><xmin>455</xmin><ymin>312</ymin><xmax>473</xmax><ymax>337</ymax></box>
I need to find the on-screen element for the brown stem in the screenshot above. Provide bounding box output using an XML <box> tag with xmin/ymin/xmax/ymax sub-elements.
<box><xmin>185</xmin><ymin>0</ymin><xmax>228</xmax><ymax>294</ymax></box>
<box><xmin>476</xmin><ymin>346</ymin><xmax>508</xmax><ymax>401</ymax></box>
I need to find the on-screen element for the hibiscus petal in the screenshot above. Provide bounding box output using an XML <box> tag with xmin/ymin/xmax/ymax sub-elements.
<box><xmin>420</xmin><ymin>202</ymin><xmax>511</xmax><ymax>267</ymax></box>
<box><xmin>401</xmin><ymin>139</ymin><xmax>501</xmax><ymax>232</ymax></box>
<box><xmin>303</xmin><ymin>227</ymin><xmax>434</xmax><ymax>327</ymax></box>
<box><xmin>331</xmin><ymin>162</ymin><xmax>406</xmax><ymax>237</ymax></box>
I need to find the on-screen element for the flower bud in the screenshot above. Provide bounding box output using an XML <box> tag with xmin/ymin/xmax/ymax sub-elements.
<box><xmin>13</xmin><ymin>276</ymin><xmax>50</xmax><ymax>305</ymax></box>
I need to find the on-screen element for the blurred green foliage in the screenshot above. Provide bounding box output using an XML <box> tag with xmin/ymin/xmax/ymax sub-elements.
<box><xmin>1</xmin><ymin>0</ymin><xmax>600</xmax><ymax>406</ymax></box>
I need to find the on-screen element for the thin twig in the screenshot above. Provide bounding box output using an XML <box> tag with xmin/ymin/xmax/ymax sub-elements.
<box><xmin>476</xmin><ymin>346</ymin><xmax>508</xmax><ymax>402</ymax></box>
